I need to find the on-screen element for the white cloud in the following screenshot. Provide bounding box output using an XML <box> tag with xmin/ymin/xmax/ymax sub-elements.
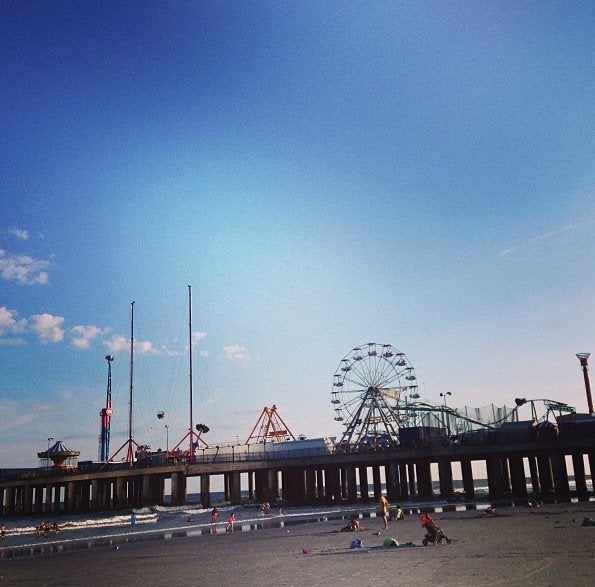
<box><xmin>192</xmin><ymin>331</ymin><xmax>207</xmax><ymax>345</ymax></box>
<box><xmin>223</xmin><ymin>344</ymin><xmax>251</xmax><ymax>362</ymax></box>
<box><xmin>0</xmin><ymin>249</ymin><xmax>50</xmax><ymax>285</ymax></box>
<box><xmin>104</xmin><ymin>335</ymin><xmax>128</xmax><ymax>353</ymax></box>
<box><xmin>104</xmin><ymin>334</ymin><xmax>158</xmax><ymax>355</ymax></box>
<box><xmin>31</xmin><ymin>313</ymin><xmax>65</xmax><ymax>344</ymax></box>
<box><xmin>0</xmin><ymin>306</ymin><xmax>27</xmax><ymax>337</ymax></box>
<box><xmin>9</xmin><ymin>228</ymin><xmax>29</xmax><ymax>240</ymax></box>
<box><xmin>135</xmin><ymin>339</ymin><xmax>158</xmax><ymax>354</ymax></box>
<box><xmin>71</xmin><ymin>324</ymin><xmax>107</xmax><ymax>349</ymax></box>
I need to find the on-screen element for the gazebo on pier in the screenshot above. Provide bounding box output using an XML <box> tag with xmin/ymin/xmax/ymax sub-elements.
<box><xmin>37</xmin><ymin>440</ymin><xmax>80</xmax><ymax>469</ymax></box>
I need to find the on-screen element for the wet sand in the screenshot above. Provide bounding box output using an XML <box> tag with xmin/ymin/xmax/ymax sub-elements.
<box><xmin>1</xmin><ymin>503</ymin><xmax>595</xmax><ymax>586</ymax></box>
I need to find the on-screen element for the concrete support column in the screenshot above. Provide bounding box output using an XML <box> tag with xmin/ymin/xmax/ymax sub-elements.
<box><xmin>372</xmin><ymin>465</ymin><xmax>383</xmax><ymax>498</ymax></box>
<box><xmin>386</xmin><ymin>461</ymin><xmax>400</xmax><ymax>501</ymax></box>
<box><xmin>66</xmin><ymin>482</ymin><xmax>76</xmax><ymax>513</ymax></box>
<box><xmin>416</xmin><ymin>460</ymin><xmax>433</xmax><ymax>500</ymax></box>
<box><xmin>346</xmin><ymin>465</ymin><xmax>358</xmax><ymax>501</ymax></box>
<box><xmin>74</xmin><ymin>481</ymin><xmax>84</xmax><ymax>511</ymax></box>
<box><xmin>316</xmin><ymin>469</ymin><xmax>325</xmax><ymax>501</ymax></box>
<box><xmin>200</xmin><ymin>474</ymin><xmax>211</xmax><ymax>507</ymax></box>
<box><xmin>508</xmin><ymin>456</ymin><xmax>528</xmax><ymax>504</ymax></box>
<box><xmin>527</xmin><ymin>456</ymin><xmax>540</xmax><ymax>498</ymax></box>
<box><xmin>537</xmin><ymin>454</ymin><xmax>554</xmax><ymax>501</ymax></box>
<box><xmin>248</xmin><ymin>471</ymin><xmax>254</xmax><ymax>500</ymax></box>
<box><xmin>34</xmin><ymin>486</ymin><xmax>44</xmax><ymax>514</ymax></box>
<box><xmin>4</xmin><ymin>487</ymin><xmax>15</xmax><ymax>515</ymax></box>
<box><xmin>501</xmin><ymin>458</ymin><xmax>512</xmax><ymax>496</ymax></box>
<box><xmin>486</xmin><ymin>456</ymin><xmax>505</xmax><ymax>503</ymax></box>
<box><xmin>286</xmin><ymin>468</ymin><xmax>307</xmax><ymax>504</ymax></box>
<box><xmin>44</xmin><ymin>485</ymin><xmax>54</xmax><ymax>513</ymax></box>
<box><xmin>438</xmin><ymin>459</ymin><xmax>454</xmax><ymax>498</ymax></box>
<box><xmin>325</xmin><ymin>466</ymin><xmax>341</xmax><ymax>503</ymax></box>
<box><xmin>460</xmin><ymin>459</ymin><xmax>474</xmax><ymax>500</ymax></box>
<box><xmin>142</xmin><ymin>474</ymin><xmax>152</xmax><ymax>507</ymax></box>
<box><xmin>114</xmin><ymin>477</ymin><xmax>126</xmax><ymax>509</ymax></box>
<box><xmin>407</xmin><ymin>463</ymin><xmax>416</xmax><ymax>498</ymax></box>
<box><xmin>305</xmin><ymin>468</ymin><xmax>317</xmax><ymax>502</ymax></box>
<box><xmin>23</xmin><ymin>485</ymin><xmax>34</xmax><ymax>515</ymax></box>
<box><xmin>572</xmin><ymin>454</ymin><xmax>589</xmax><ymax>501</ymax></box>
<box><xmin>170</xmin><ymin>472</ymin><xmax>186</xmax><ymax>506</ymax></box>
<box><xmin>550</xmin><ymin>453</ymin><xmax>570</xmax><ymax>503</ymax></box>
<box><xmin>91</xmin><ymin>479</ymin><xmax>102</xmax><ymax>511</ymax></box>
<box><xmin>399</xmin><ymin>463</ymin><xmax>409</xmax><ymax>499</ymax></box>
<box><xmin>14</xmin><ymin>486</ymin><xmax>24</xmax><ymax>515</ymax></box>
<box><xmin>358</xmin><ymin>467</ymin><xmax>369</xmax><ymax>501</ymax></box>
<box><xmin>228</xmin><ymin>471</ymin><xmax>242</xmax><ymax>505</ymax></box>
<box><xmin>254</xmin><ymin>469</ymin><xmax>270</xmax><ymax>502</ymax></box>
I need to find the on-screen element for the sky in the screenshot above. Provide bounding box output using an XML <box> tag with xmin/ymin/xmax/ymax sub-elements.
<box><xmin>1</xmin><ymin>0</ymin><xmax>594</xmax><ymax>468</ymax></box>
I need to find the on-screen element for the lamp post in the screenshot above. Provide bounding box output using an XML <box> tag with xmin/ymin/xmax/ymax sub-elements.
<box><xmin>576</xmin><ymin>353</ymin><xmax>593</xmax><ymax>415</ymax></box>
<box><xmin>47</xmin><ymin>437</ymin><xmax>54</xmax><ymax>469</ymax></box>
<box><xmin>165</xmin><ymin>424</ymin><xmax>169</xmax><ymax>453</ymax></box>
<box><xmin>440</xmin><ymin>392</ymin><xmax>452</xmax><ymax>434</ymax></box>
<box><xmin>440</xmin><ymin>392</ymin><xmax>452</xmax><ymax>407</ymax></box>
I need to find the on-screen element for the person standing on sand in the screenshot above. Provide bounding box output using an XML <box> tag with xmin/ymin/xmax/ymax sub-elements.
<box><xmin>226</xmin><ymin>512</ymin><xmax>236</xmax><ymax>533</ymax></box>
<box><xmin>378</xmin><ymin>493</ymin><xmax>389</xmax><ymax>529</ymax></box>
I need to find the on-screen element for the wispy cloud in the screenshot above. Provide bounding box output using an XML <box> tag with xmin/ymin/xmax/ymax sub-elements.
<box><xmin>0</xmin><ymin>306</ymin><xmax>27</xmax><ymax>344</ymax></box>
<box><xmin>9</xmin><ymin>228</ymin><xmax>29</xmax><ymax>240</ymax></box>
<box><xmin>498</xmin><ymin>224</ymin><xmax>577</xmax><ymax>258</ymax></box>
<box><xmin>223</xmin><ymin>344</ymin><xmax>251</xmax><ymax>362</ymax></box>
<box><xmin>0</xmin><ymin>249</ymin><xmax>50</xmax><ymax>285</ymax></box>
<box><xmin>104</xmin><ymin>334</ymin><xmax>159</xmax><ymax>355</ymax></box>
<box><xmin>71</xmin><ymin>324</ymin><xmax>108</xmax><ymax>349</ymax></box>
<box><xmin>31</xmin><ymin>313</ymin><xmax>65</xmax><ymax>344</ymax></box>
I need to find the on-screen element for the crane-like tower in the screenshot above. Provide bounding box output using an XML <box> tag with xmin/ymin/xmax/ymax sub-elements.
<box><xmin>99</xmin><ymin>354</ymin><xmax>114</xmax><ymax>462</ymax></box>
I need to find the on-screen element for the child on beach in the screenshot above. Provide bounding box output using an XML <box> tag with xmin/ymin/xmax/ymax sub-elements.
<box><xmin>211</xmin><ymin>507</ymin><xmax>218</xmax><ymax>523</ymax></box>
<box><xmin>226</xmin><ymin>512</ymin><xmax>236</xmax><ymax>533</ymax></box>
<box><xmin>340</xmin><ymin>517</ymin><xmax>362</xmax><ymax>532</ymax></box>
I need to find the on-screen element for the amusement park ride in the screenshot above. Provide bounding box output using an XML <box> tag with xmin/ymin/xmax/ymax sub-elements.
<box><xmin>330</xmin><ymin>342</ymin><xmax>583</xmax><ymax>453</ymax></box>
<box><xmin>96</xmin><ymin>329</ymin><xmax>593</xmax><ymax>465</ymax></box>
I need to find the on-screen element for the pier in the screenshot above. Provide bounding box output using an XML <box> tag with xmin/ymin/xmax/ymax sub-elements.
<box><xmin>2</xmin><ymin>434</ymin><xmax>595</xmax><ymax>517</ymax></box>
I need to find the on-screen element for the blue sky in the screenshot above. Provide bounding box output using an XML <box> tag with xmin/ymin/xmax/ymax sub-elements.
<box><xmin>1</xmin><ymin>1</ymin><xmax>593</xmax><ymax>468</ymax></box>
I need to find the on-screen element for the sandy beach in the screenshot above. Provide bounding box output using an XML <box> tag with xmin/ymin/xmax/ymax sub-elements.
<box><xmin>1</xmin><ymin>502</ymin><xmax>594</xmax><ymax>587</ymax></box>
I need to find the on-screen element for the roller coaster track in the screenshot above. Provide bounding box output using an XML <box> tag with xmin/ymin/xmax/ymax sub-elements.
<box><xmin>396</xmin><ymin>398</ymin><xmax>575</xmax><ymax>433</ymax></box>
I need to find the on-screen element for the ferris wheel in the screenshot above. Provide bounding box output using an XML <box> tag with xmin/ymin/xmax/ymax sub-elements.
<box><xmin>331</xmin><ymin>343</ymin><xmax>418</xmax><ymax>452</ymax></box>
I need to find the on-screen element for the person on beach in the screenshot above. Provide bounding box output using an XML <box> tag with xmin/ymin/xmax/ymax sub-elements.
<box><xmin>260</xmin><ymin>502</ymin><xmax>271</xmax><ymax>515</ymax></box>
<box><xmin>420</xmin><ymin>511</ymin><xmax>440</xmax><ymax>541</ymax></box>
<box><xmin>0</xmin><ymin>523</ymin><xmax>7</xmax><ymax>538</ymax></box>
<box><xmin>211</xmin><ymin>507</ymin><xmax>218</xmax><ymax>523</ymax></box>
<box><xmin>226</xmin><ymin>512</ymin><xmax>236</xmax><ymax>533</ymax></box>
<box><xmin>420</xmin><ymin>511</ymin><xmax>435</xmax><ymax>531</ymax></box>
<box><xmin>340</xmin><ymin>517</ymin><xmax>361</xmax><ymax>532</ymax></box>
<box><xmin>378</xmin><ymin>493</ymin><xmax>389</xmax><ymax>529</ymax></box>
<box><xmin>393</xmin><ymin>505</ymin><xmax>404</xmax><ymax>521</ymax></box>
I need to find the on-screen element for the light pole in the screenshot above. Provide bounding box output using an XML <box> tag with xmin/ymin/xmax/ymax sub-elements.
<box><xmin>440</xmin><ymin>392</ymin><xmax>452</xmax><ymax>434</ymax></box>
<box><xmin>47</xmin><ymin>437</ymin><xmax>54</xmax><ymax>469</ymax></box>
<box><xmin>165</xmin><ymin>424</ymin><xmax>169</xmax><ymax>453</ymax></box>
<box><xmin>576</xmin><ymin>353</ymin><xmax>593</xmax><ymax>415</ymax></box>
